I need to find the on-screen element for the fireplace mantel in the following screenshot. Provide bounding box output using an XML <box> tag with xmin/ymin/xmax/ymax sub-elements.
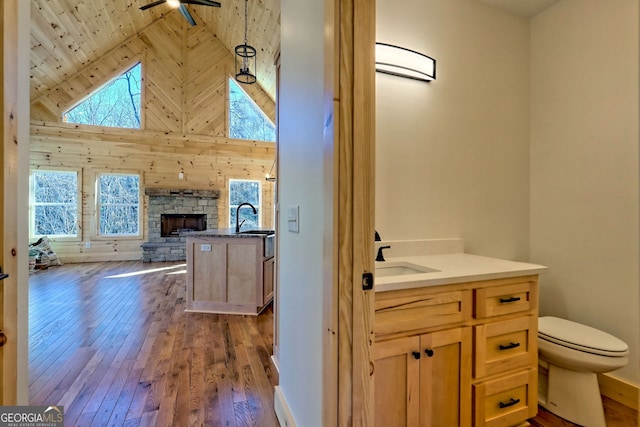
<box><xmin>145</xmin><ymin>188</ymin><xmax>221</xmax><ymax>198</ymax></box>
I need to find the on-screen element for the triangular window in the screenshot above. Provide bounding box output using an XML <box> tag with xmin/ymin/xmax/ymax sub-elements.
<box><xmin>63</xmin><ymin>63</ymin><xmax>142</xmax><ymax>129</ymax></box>
<box><xmin>229</xmin><ymin>78</ymin><xmax>275</xmax><ymax>142</ymax></box>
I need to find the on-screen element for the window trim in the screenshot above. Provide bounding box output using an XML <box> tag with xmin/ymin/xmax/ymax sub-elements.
<box><xmin>29</xmin><ymin>168</ymin><xmax>82</xmax><ymax>242</ymax></box>
<box><xmin>228</xmin><ymin>178</ymin><xmax>262</xmax><ymax>229</ymax></box>
<box><xmin>96</xmin><ymin>172</ymin><xmax>142</xmax><ymax>239</ymax></box>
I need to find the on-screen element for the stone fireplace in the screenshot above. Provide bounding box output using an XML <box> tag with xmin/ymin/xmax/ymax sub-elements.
<box><xmin>142</xmin><ymin>188</ymin><xmax>220</xmax><ymax>262</ymax></box>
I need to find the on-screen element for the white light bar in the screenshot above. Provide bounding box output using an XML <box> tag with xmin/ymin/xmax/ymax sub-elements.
<box><xmin>375</xmin><ymin>42</ymin><xmax>436</xmax><ymax>82</ymax></box>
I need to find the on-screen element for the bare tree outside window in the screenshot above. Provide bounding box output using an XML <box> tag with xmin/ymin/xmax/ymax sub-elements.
<box><xmin>229</xmin><ymin>179</ymin><xmax>261</xmax><ymax>228</ymax></box>
<box><xmin>64</xmin><ymin>63</ymin><xmax>142</xmax><ymax>128</ymax></box>
<box><xmin>98</xmin><ymin>174</ymin><xmax>141</xmax><ymax>236</ymax></box>
<box><xmin>229</xmin><ymin>78</ymin><xmax>276</xmax><ymax>142</ymax></box>
<box><xmin>31</xmin><ymin>170</ymin><xmax>79</xmax><ymax>237</ymax></box>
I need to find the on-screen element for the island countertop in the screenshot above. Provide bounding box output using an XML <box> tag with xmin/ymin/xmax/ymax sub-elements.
<box><xmin>375</xmin><ymin>253</ymin><xmax>547</xmax><ymax>292</ymax></box>
<box><xmin>181</xmin><ymin>228</ymin><xmax>275</xmax><ymax>238</ymax></box>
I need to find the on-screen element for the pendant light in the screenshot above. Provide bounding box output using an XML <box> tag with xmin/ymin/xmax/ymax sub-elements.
<box><xmin>235</xmin><ymin>0</ymin><xmax>257</xmax><ymax>84</ymax></box>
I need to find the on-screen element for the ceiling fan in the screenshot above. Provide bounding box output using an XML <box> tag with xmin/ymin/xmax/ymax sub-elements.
<box><xmin>140</xmin><ymin>0</ymin><xmax>221</xmax><ymax>26</ymax></box>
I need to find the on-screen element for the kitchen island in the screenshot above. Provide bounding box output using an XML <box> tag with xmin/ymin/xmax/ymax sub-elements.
<box><xmin>184</xmin><ymin>228</ymin><xmax>274</xmax><ymax>315</ymax></box>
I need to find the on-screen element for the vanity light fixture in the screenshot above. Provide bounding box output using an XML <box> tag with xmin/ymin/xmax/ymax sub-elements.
<box><xmin>375</xmin><ymin>42</ymin><xmax>436</xmax><ymax>82</ymax></box>
<box><xmin>235</xmin><ymin>0</ymin><xmax>257</xmax><ymax>84</ymax></box>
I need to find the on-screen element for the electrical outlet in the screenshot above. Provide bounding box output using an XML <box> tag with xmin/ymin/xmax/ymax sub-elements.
<box><xmin>200</xmin><ymin>244</ymin><xmax>212</xmax><ymax>252</ymax></box>
<box><xmin>178</xmin><ymin>172</ymin><xmax>184</xmax><ymax>179</ymax></box>
<box><xmin>85</xmin><ymin>242</ymin><xmax>91</xmax><ymax>249</ymax></box>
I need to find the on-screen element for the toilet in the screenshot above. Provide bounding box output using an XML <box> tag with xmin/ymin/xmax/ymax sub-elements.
<box><xmin>537</xmin><ymin>316</ymin><xmax>629</xmax><ymax>427</ymax></box>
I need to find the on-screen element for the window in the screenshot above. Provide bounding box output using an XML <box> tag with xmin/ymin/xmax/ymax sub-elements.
<box><xmin>228</xmin><ymin>78</ymin><xmax>276</xmax><ymax>142</ymax></box>
<box><xmin>97</xmin><ymin>173</ymin><xmax>141</xmax><ymax>236</ymax></box>
<box><xmin>63</xmin><ymin>63</ymin><xmax>142</xmax><ymax>129</ymax></box>
<box><xmin>229</xmin><ymin>179</ymin><xmax>261</xmax><ymax>229</ymax></box>
<box><xmin>30</xmin><ymin>170</ymin><xmax>80</xmax><ymax>238</ymax></box>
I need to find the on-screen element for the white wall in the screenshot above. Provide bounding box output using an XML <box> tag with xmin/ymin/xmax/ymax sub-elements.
<box><xmin>277</xmin><ymin>0</ymin><xmax>329</xmax><ymax>425</ymax></box>
<box><xmin>376</xmin><ymin>0</ymin><xmax>531</xmax><ymax>260</ymax></box>
<box><xmin>530</xmin><ymin>0</ymin><xmax>639</xmax><ymax>383</ymax></box>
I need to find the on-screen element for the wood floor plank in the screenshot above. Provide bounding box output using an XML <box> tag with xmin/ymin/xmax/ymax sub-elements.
<box><xmin>29</xmin><ymin>261</ymin><xmax>279</xmax><ymax>427</ymax></box>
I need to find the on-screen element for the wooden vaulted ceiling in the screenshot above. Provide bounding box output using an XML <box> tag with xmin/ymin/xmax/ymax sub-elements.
<box><xmin>30</xmin><ymin>0</ymin><xmax>280</xmax><ymax>105</ymax></box>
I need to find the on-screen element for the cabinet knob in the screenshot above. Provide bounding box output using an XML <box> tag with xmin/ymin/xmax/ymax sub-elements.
<box><xmin>411</xmin><ymin>351</ymin><xmax>421</xmax><ymax>360</ymax></box>
<box><xmin>0</xmin><ymin>330</ymin><xmax>6</xmax><ymax>347</ymax></box>
<box><xmin>424</xmin><ymin>349</ymin><xmax>434</xmax><ymax>357</ymax></box>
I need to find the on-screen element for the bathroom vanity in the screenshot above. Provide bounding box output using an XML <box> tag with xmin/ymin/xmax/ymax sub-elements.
<box><xmin>184</xmin><ymin>228</ymin><xmax>274</xmax><ymax>315</ymax></box>
<box><xmin>374</xmin><ymin>240</ymin><xmax>546</xmax><ymax>427</ymax></box>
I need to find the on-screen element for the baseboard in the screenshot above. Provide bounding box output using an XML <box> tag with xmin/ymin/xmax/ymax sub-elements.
<box><xmin>598</xmin><ymin>372</ymin><xmax>639</xmax><ymax>411</ymax></box>
<box><xmin>274</xmin><ymin>386</ymin><xmax>297</xmax><ymax>427</ymax></box>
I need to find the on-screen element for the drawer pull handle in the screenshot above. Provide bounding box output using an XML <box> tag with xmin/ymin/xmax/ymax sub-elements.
<box><xmin>424</xmin><ymin>349</ymin><xmax>434</xmax><ymax>357</ymax></box>
<box><xmin>499</xmin><ymin>342</ymin><xmax>521</xmax><ymax>351</ymax></box>
<box><xmin>412</xmin><ymin>351</ymin><xmax>421</xmax><ymax>360</ymax></box>
<box><xmin>499</xmin><ymin>398</ymin><xmax>520</xmax><ymax>409</ymax></box>
<box><xmin>499</xmin><ymin>296</ymin><xmax>521</xmax><ymax>303</ymax></box>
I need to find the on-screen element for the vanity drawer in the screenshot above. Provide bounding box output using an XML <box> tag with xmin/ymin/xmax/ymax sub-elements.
<box><xmin>475</xmin><ymin>279</ymin><xmax>537</xmax><ymax>319</ymax></box>
<box><xmin>375</xmin><ymin>288</ymin><xmax>472</xmax><ymax>337</ymax></box>
<box><xmin>474</xmin><ymin>316</ymin><xmax>537</xmax><ymax>378</ymax></box>
<box><xmin>473</xmin><ymin>369</ymin><xmax>537</xmax><ymax>427</ymax></box>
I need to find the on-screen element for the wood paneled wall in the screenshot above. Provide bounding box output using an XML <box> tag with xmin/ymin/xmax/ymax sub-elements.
<box><xmin>29</xmin><ymin>12</ymin><xmax>276</xmax><ymax>264</ymax></box>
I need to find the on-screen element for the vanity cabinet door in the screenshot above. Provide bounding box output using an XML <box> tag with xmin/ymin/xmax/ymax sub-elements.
<box><xmin>373</xmin><ymin>327</ymin><xmax>472</xmax><ymax>427</ymax></box>
<box><xmin>374</xmin><ymin>335</ymin><xmax>421</xmax><ymax>427</ymax></box>
<box><xmin>419</xmin><ymin>327</ymin><xmax>472</xmax><ymax>427</ymax></box>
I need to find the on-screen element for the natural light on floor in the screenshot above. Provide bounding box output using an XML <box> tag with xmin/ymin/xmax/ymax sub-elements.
<box><xmin>104</xmin><ymin>263</ymin><xmax>187</xmax><ymax>278</ymax></box>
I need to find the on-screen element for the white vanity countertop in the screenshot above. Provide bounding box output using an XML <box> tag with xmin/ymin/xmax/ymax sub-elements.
<box><xmin>375</xmin><ymin>253</ymin><xmax>547</xmax><ymax>292</ymax></box>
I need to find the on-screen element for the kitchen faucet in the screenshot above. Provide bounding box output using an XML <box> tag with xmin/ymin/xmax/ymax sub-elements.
<box><xmin>235</xmin><ymin>202</ymin><xmax>257</xmax><ymax>233</ymax></box>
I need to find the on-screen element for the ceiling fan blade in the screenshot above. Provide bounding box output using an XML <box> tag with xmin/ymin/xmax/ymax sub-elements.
<box><xmin>182</xmin><ymin>0</ymin><xmax>222</xmax><ymax>7</ymax></box>
<box><xmin>139</xmin><ymin>0</ymin><xmax>167</xmax><ymax>11</ymax></box>
<box><xmin>178</xmin><ymin>4</ymin><xmax>197</xmax><ymax>26</ymax></box>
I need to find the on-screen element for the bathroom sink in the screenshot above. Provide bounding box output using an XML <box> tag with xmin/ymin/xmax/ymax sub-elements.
<box><xmin>375</xmin><ymin>262</ymin><xmax>439</xmax><ymax>278</ymax></box>
<box><xmin>237</xmin><ymin>229</ymin><xmax>275</xmax><ymax>235</ymax></box>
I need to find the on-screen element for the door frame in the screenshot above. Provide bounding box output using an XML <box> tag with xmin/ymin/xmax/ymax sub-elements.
<box><xmin>331</xmin><ymin>0</ymin><xmax>376</xmax><ymax>424</ymax></box>
<box><xmin>1</xmin><ymin>0</ymin><xmax>30</xmax><ymax>405</ymax></box>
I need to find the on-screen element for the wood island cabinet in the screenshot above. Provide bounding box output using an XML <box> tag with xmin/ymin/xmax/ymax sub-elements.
<box><xmin>186</xmin><ymin>234</ymin><xmax>274</xmax><ymax>315</ymax></box>
<box><xmin>374</xmin><ymin>275</ymin><xmax>539</xmax><ymax>427</ymax></box>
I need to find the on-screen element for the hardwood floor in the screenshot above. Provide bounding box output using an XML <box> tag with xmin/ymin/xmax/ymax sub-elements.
<box><xmin>29</xmin><ymin>261</ymin><xmax>638</xmax><ymax>427</ymax></box>
<box><xmin>29</xmin><ymin>261</ymin><xmax>279</xmax><ymax>427</ymax></box>
<box><xmin>531</xmin><ymin>397</ymin><xmax>638</xmax><ymax>427</ymax></box>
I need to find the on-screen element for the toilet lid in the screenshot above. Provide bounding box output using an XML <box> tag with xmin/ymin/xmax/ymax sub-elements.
<box><xmin>538</xmin><ymin>316</ymin><xmax>629</xmax><ymax>356</ymax></box>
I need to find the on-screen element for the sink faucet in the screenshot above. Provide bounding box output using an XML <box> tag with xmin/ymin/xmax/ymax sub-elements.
<box><xmin>376</xmin><ymin>245</ymin><xmax>391</xmax><ymax>262</ymax></box>
<box><xmin>235</xmin><ymin>202</ymin><xmax>257</xmax><ymax>233</ymax></box>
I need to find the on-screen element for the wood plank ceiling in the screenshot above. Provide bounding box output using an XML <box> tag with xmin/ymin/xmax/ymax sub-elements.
<box><xmin>30</xmin><ymin>0</ymin><xmax>280</xmax><ymax>103</ymax></box>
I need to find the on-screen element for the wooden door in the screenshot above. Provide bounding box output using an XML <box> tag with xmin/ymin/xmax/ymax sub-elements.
<box><xmin>420</xmin><ymin>327</ymin><xmax>473</xmax><ymax>427</ymax></box>
<box><xmin>373</xmin><ymin>336</ymin><xmax>421</xmax><ymax>427</ymax></box>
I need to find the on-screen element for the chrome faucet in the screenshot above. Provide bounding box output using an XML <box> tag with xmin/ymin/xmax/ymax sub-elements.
<box><xmin>235</xmin><ymin>202</ymin><xmax>257</xmax><ymax>233</ymax></box>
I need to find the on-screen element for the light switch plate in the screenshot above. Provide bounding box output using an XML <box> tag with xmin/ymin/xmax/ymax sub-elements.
<box><xmin>288</xmin><ymin>205</ymin><xmax>299</xmax><ymax>233</ymax></box>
